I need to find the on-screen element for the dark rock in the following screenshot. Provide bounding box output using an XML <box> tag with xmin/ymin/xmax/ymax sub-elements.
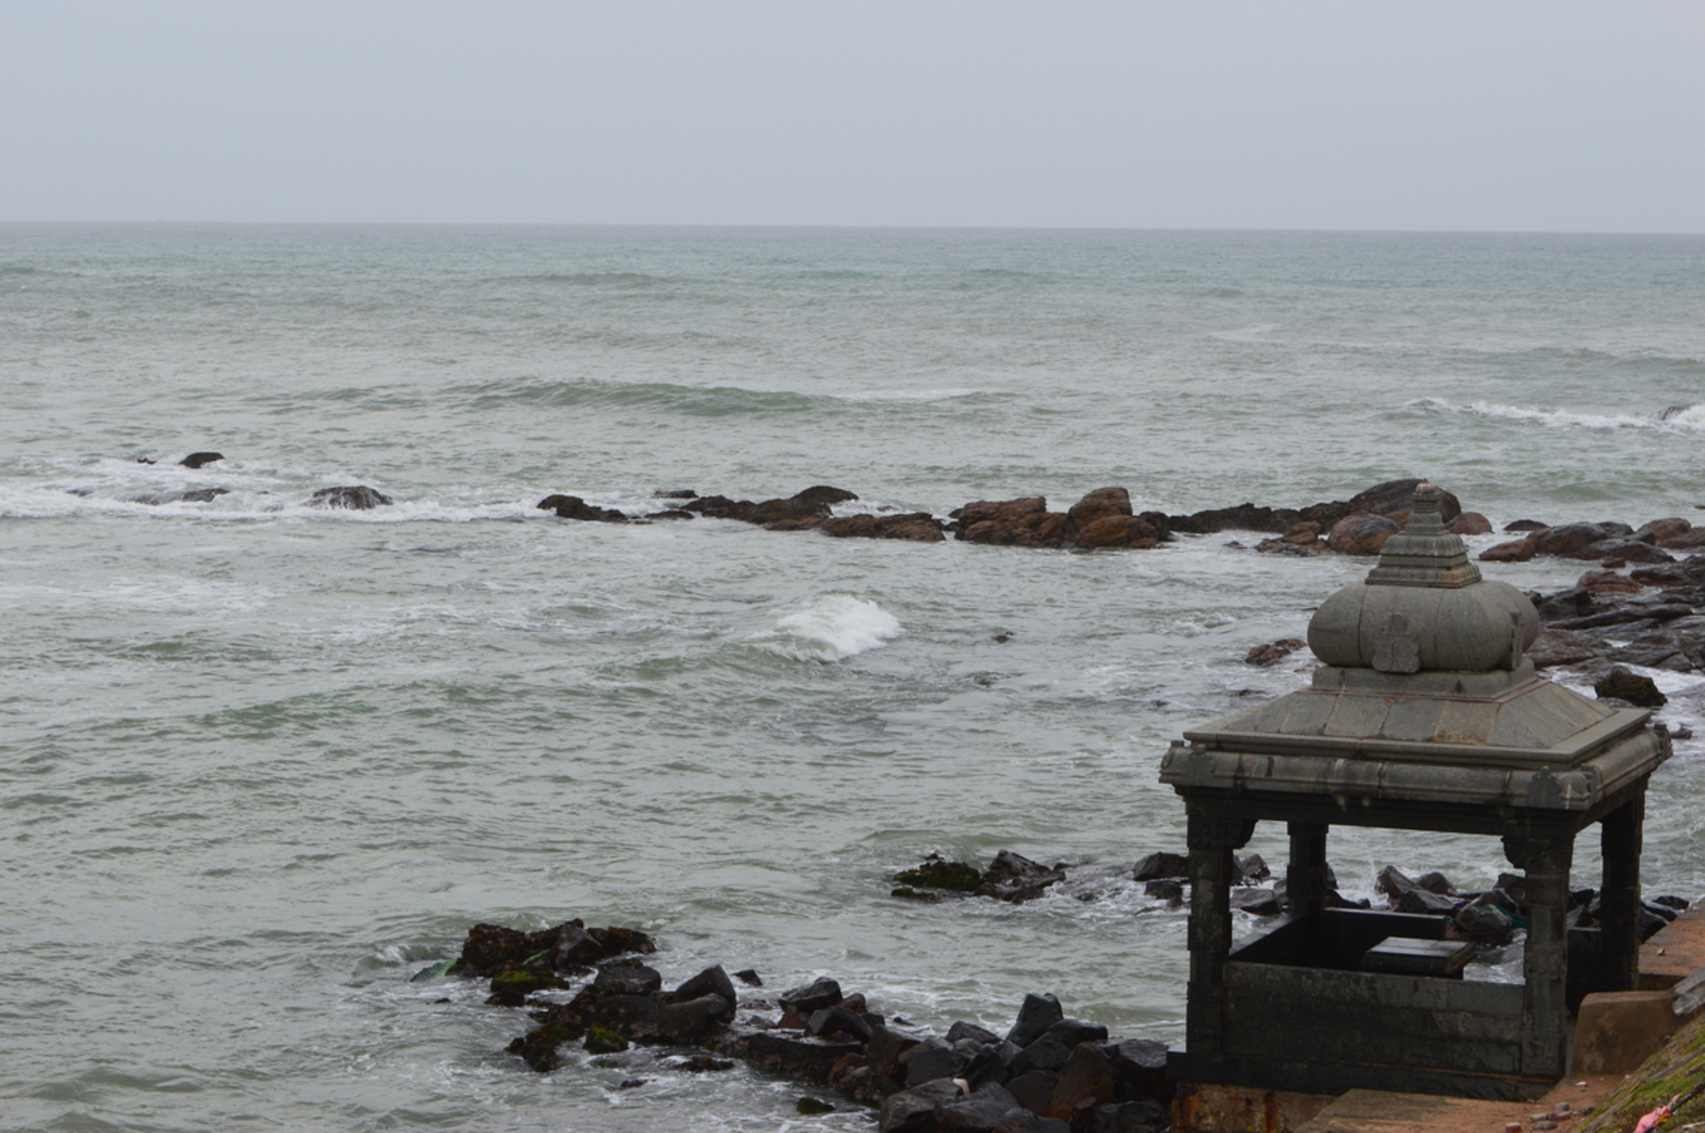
<box><xmin>489</xmin><ymin>968</ymin><xmax>551</xmax><ymax>1005</ymax></box>
<box><xmin>947</xmin><ymin>1020</ymin><xmax>1003</xmax><ymax>1047</ymax></box>
<box><xmin>1654</xmin><ymin>895</ymin><xmax>1691</xmax><ymax>911</ymax></box>
<box><xmin>1586</xmin><ymin>539</ymin><xmax>1676</xmax><ymax>565</ymax></box>
<box><xmin>796</xmin><ymin>1096</ymin><xmax>835</xmax><ymax>1115</ymax></box>
<box><xmin>1377</xmin><ymin>865</ymin><xmax>1417</xmax><ymax>902</ymax></box>
<box><xmin>667</xmin><ymin>966</ymin><xmax>737</xmax><ymax>1021</ymax></box>
<box><xmin>1006</xmin><ymin>993</ymin><xmax>1064</xmax><ymax>1048</ymax></box>
<box><xmin>1327</xmin><ymin>513</ymin><xmax>1400</xmax><ymax>556</ymax></box>
<box><xmin>1006</xmin><ymin>1069</ymin><xmax>1061</xmax><ymax>1117</ymax></box>
<box><xmin>1416</xmin><ymin>871</ymin><xmax>1455</xmax><ymax>895</ymax></box>
<box><xmin>808</xmin><ymin>1005</ymin><xmax>874</xmax><ymax>1043</ymax></box>
<box><xmin>680</xmin><ymin>1055</ymin><xmax>735</xmax><ymax>1071</ymax></box>
<box><xmin>963</xmin><ymin>1045</ymin><xmax>1010</xmax><ymax>1091</ymax></box>
<box><xmin>593</xmin><ymin>960</ymin><xmax>662</xmax><ymax>997</ymax></box>
<box><xmin>1237</xmin><ymin>854</ymin><xmax>1271</xmax><ymax>882</ymax></box>
<box><xmin>937</xmin><ymin>1084</ymin><xmax>1022</xmax><ymax>1131</ymax></box>
<box><xmin>753</xmin><ymin>486</ymin><xmax>859</xmax><ymax>528</ymax></box>
<box><xmin>309</xmin><ymin>485</ymin><xmax>393</xmax><ymax>509</ymax></box>
<box><xmin>820</xmin><ymin>512</ymin><xmax>947</xmax><ymax>542</ymax></box>
<box><xmin>895</xmin><ymin>856</ymin><xmax>984</xmax><ymax>893</ymax></box>
<box><xmin>684</xmin><ymin>494</ymin><xmax>756</xmax><ymax>520</ymax></box>
<box><xmin>1535</xmin><ymin>522</ymin><xmax>1620</xmax><ymax>558</ymax></box>
<box><xmin>1132</xmin><ymin>853</ymin><xmax>1188</xmax><ymax>882</ymax></box>
<box><xmin>1143</xmin><ymin>878</ymin><xmax>1184</xmax><ymax>903</ymax></box>
<box><xmin>451</xmin><ymin>923</ymin><xmax>532</xmax><ymax>977</ymax></box>
<box><xmin>779</xmin><ymin>976</ymin><xmax>844</xmax><ymax>1014</ymax></box>
<box><xmin>1101</xmin><ymin>1038</ymin><xmax>1172</xmax><ymax>1102</ymax></box>
<box><xmin>176</xmin><ymin>488</ymin><xmax>229</xmax><ymax>503</ymax></box>
<box><xmin>1008</xmin><ymin>1037</ymin><xmax>1072</xmax><ymax>1077</ymax></box>
<box><xmin>552</xmin><ymin>922</ymin><xmax>603</xmax><ymax>967</ymax></box>
<box><xmin>654</xmin><ymin>489</ymin><xmax>698</xmax><ymax>499</ymax></box>
<box><xmin>1064</xmin><ymin>487</ymin><xmax>1131</xmax><ymax>533</ymax></box>
<box><xmin>1595</xmin><ymin>665</ymin><xmax>1667</xmax><ymax>707</ymax></box>
<box><xmin>733</xmin><ymin>968</ymin><xmax>763</xmax><ymax>987</ymax></box>
<box><xmin>867</xmin><ymin>1024</ymin><xmax>924</xmax><ymax>1079</ymax></box>
<box><xmin>586</xmin><ymin>925</ymin><xmax>656</xmax><ymax>957</ymax></box>
<box><xmin>1228</xmin><ymin>888</ymin><xmax>1281</xmax><ymax>916</ymax></box>
<box><xmin>1455</xmin><ymin>902</ymin><xmax>1515</xmax><ymax>945</ymax></box>
<box><xmin>1578</xmin><ymin>570</ymin><xmax>1643</xmax><ymax>595</ymax></box>
<box><xmin>1048</xmin><ymin>1042</ymin><xmax>1118</xmax><ymax>1121</ymax></box>
<box><xmin>642</xmin><ymin>508</ymin><xmax>695</xmax><ymax>521</ymax></box>
<box><xmin>907</xmin><ymin>1040</ymin><xmax>972</xmax><ymax>1087</ymax></box>
<box><xmin>179</xmin><ymin>451</ymin><xmax>224</xmax><ymax>469</ymax></box>
<box><xmin>1040</xmin><ymin>1019</ymin><xmax>1109</xmax><ymax>1051</ymax></box>
<box><xmin>881</xmin><ymin>1079</ymin><xmax>963</xmax><ymax>1133</ymax></box>
<box><xmin>1398</xmin><ymin>888</ymin><xmax>1460</xmax><ymax>915</ymax></box>
<box><xmin>1505</xmin><ymin>519</ymin><xmax>1549</xmax><ymax>532</ymax></box>
<box><xmin>1245</xmin><ymin>638</ymin><xmax>1305</xmax><ymax>666</ymax></box>
<box><xmin>748</xmin><ymin>1031</ymin><xmax>865</xmax><ymax>1086</ymax></box>
<box><xmin>1345</xmin><ymin>478</ymin><xmax>1461</xmax><ymax>523</ymax></box>
<box><xmin>981</xmin><ymin>850</ymin><xmax>1065</xmax><ymax>904</ymax></box>
<box><xmin>536</xmin><ymin>493</ymin><xmax>626</xmax><ymax>522</ymax></box>
<box><xmin>506</xmin><ymin>1020</ymin><xmax>583</xmax><ymax>1072</ymax></box>
<box><xmin>657</xmin><ymin>994</ymin><xmax>733</xmax><ymax>1044</ymax></box>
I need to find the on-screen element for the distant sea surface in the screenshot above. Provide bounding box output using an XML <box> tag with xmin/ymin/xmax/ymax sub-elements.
<box><xmin>4</xmin><ymin>224</ymin><xmax>1704</xmax><ymax>1131</ymax></box>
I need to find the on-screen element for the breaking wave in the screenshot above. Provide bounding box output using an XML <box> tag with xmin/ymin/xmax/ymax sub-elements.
<box><xmin>748</xmin><ymin>595</ymin><xmax>903</xmax><ymax>662</ymax></box>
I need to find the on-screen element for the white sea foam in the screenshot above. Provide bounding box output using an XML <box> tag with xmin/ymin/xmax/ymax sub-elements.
<box><xmin>1411</xmin><ymin>397</ymin><xmax>1705</xmax><ymax>432</ymax></box>
<box><xmin>750</xmin><ymin>595</ymin><xmax>903</xmax><ymax>661</ymax></box>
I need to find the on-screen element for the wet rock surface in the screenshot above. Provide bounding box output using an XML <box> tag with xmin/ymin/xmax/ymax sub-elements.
<box><xmin>308</xmin><ymin>485</ymin><xmax>394</xmax><ymax>509</ymax></box>
<box><xmin>892</xmin><ymin>851</ymin><xmax>1066</xmax><ymax>905</ymax></box>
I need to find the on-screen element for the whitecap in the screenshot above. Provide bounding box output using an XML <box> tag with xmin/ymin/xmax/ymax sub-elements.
<box><xmin>749</xmin><ymin>595</ymin><xmax>903</xmax><ymax>661</ymax></box>
<box><xmin>1407</xmin><ymin>397</ymin><xmax>1705</xmax><ymax>432</ymax></box>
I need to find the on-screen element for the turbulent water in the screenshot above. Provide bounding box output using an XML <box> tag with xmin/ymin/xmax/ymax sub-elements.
<box><xmin>4</xmin><ymin>224</ymin><xmax>1705</xmax><ymax>1131</ymax></box>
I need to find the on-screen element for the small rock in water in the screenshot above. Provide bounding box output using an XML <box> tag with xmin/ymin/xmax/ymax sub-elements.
<box><xmin>796</xmin><ymin>1096</ymin><xmax>834</xmax><ymax>1115</ymax></box>
<box><xmin>308</xmin><ymin>485</ymin><xmax>393</xmax><ymax>509</ymax></box>
<box><xmin>1245</xmin><ymin>639</ymin><xmax>1306</xmax><ymax>667</ymax></box>
<box><xmin>733</xmin><ymin>967</ymin><xmax>763</xmax><ymax>987</ymax></box>
<box><xmin>179</xmin><ymin>451</ymin><xmax>224</xmax><ymax>469</ymax></box>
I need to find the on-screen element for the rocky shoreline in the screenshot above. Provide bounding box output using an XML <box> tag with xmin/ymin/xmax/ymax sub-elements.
<box><xmin>439</xmin><ymin>845</ymin><xmax>1693</xmax><ymax>1133</ymax></box>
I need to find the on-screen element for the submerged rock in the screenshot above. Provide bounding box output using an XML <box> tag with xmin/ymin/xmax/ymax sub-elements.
<box><xmin>179</xmin><ymin>451</ymin><xmax>224</xmax><ymax>469</ymax></box>
<box><xmin>536</xmin><ymin>494</ymin><xmax>626</xmax><ymax>522</ymax></box>
<box><xmin>819</xmin><ymin>512</ymin><xmax>946</xmax><ymax>542</ymax></box>
<box><xmin>308</xmin><ymin>485</ymin><xmax>393</xmax><ymax>509</ymax></box>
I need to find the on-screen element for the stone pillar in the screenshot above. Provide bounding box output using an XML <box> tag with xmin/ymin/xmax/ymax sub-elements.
<box><xmin>1185</xmin><ymin>809</ymin><xmax>1255</xmax><ymax>1058</ymax></box>
<box><xmin>1600</xmin><ymin>797</ymin><xmax>1646</xmax><ymax>993</ymax></box>
<box><xmin>1285</xmin><ymin>821</ymin><xmax>1330</xmax><ymax>917</ymax></box>
<box><xmin>1505</xmin><ymin>830</ymin><xmax>1576</xmax><ymax>1079</ymax></box>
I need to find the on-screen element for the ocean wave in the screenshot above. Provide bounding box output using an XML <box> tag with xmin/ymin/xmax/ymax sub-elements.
<box><xmin>455</xmin><ymin>376</ymin><xmax>820</xmax><ymax>417</ymax></box>
<box><xmin>748</xmin><ymin>595</ymin><xmax>903</xmax><ymax>662</ymax></box>
<box><xmin>488</xmin><ymin>271</ymin><xmax>675</xmax><ymax>288</ymax></box>
<box><xmin>1408</xmin><ymin>397</ymin><xmax>1705</xmax><ymax>432</ymax></box>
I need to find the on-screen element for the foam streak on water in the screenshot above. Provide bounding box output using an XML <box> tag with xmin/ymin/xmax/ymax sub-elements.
<box><xmin>4</xmin><ymin>225</ymin><xmax>1705</xmax><ymax>1131</ymax></box>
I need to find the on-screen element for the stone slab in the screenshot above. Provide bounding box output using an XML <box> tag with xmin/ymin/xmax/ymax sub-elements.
<box><xmin>1573</xmin><ymin>989</ymin><xmax>1678</xmax><ymax>1073</ymax></box>
<box><xmin>1639</xmin><ymin>901</ymin><xmax>1705</xmax><ymax>990</ymax></box>
<box><xmin>1288</xmin><ymin>1078</ymin><xmax>1620</xmax><ymax>1133</ymax></box>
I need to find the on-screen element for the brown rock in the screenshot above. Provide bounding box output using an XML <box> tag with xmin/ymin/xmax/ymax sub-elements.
<box><xmin>1448</xmin><ymin>511</ymin><xmax>1493</xmax><ymax>535</ymax></box>
<box><xmin>1345</xmin><ymin>478</ymin><xmax>1462</xmax><ymax>523</ymax></box>
<box><xmin>1479</xmin><ymin>534</ymin><xmax>1539</xmax><ymax>562</ymax></box>
<box><xmin>1594</xmin><ymin>666</ymin><xmax>1667</xmax><ymax>707</ymax></box>
<box><xmin>1632</xmin><ymin>565</ymin><xmax>1691</xmax><ymax>588</ymax></box>
<box><xmin>1048</xmin><ymin>1042</ymin><xmax>1118</xmax><ymax>1121</ymax></box>
<box><xmin>819</xmin><ymin>513</ymin><xmax>946</xmax><ymax>542</ymax></box>
<box><xmin>1578</xmin><ymin>570</ymin><xmax>1643</xmax><ymax>594</ymax></box>
<box><xmin>1074</xmin><ymin>515</ymin><xmax>1160</xmax><ymax>550</ymax></box>
<box><xmin>1282</xmin><ymin>521</ymin><xmax>1321</xmax><ymax>544</ymax></box>
<box><xmin>1245</xmin><ymin>638</ymin><xmax>1306</xmax><ymax>667</ymax></box>
<box><xmin>1534</xmin><ymin>522</ymin><xmax>1620</xmax><ymax>558</ymax></box>
<box><xmin>1065</xmin><ymin>487</ymin><xmax>1132</xmax><ymax>536</ymax></box>
<box><xmin>1639</xmin><ymin>517</ymin><xmax>1693</xmax><ymax>546</ymax></box>
<box><xmin>1327</xmin><ymin>513</ymin><xmax>1401</xmax><ymax>556</ymax></box>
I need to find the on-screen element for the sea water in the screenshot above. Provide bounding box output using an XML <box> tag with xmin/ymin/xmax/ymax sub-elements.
<box><xmin>3</xmin><ymin>224</ymin><xmax>1704</xmax><ymax>1131</ymax></box>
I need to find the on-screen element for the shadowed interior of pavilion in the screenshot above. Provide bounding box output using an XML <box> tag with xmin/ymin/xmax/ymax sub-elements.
<box><xmin>1161</xmin><ymin>483</ymin><xmax>1673</xmax><ymax>1101</ymax></box>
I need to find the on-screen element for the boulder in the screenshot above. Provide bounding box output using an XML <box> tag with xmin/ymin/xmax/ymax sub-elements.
<box><xmin>1595</xmin><ymin>666</ymin><xmax>1666</xmax><ymax>707</ymax></box>
<box><xmin>1638</xmin><ymin>518</ymin><xmax>1693</xmax><ymax>545</ymax></box>
<box><xmin>1586</xmin><ymin>539</ymin><xmax>1676</xmax><ymax>565</ymax></box>
<box><xmin>1144</xmin><ymin>879</ymin><xmax>1183</xmax><ymax>903</ymax></box>
<box><xmin>179</xmin><ymin>451</ymin><xmax>224</xmax><ymax>469</ymax></box>
<box><xmin>1008</xmin><ymin>1037</ymin><xmax>1072</xmax><ymax>1078</ymax></box>
<box><xmin>1578</xmin><ymin>570</ymin><xmax>1643</xmax><ymax>595</ymax></box>
<box><xmin>881</xmin><ymin>1079</ymin><xmax>963</xmax><ymax>1133</ymax></box>
<box><xmin>537</xmin><ymin>494</ymin><xmax>626</xmax><ymax>522</ymax></box>
<box><xmin>451</xmin><ymin>923</ymin><xmax>532</xmax><ymax>976</ymax></box>
<box><xmin>1327</xmin><ymin>513</ymin><xmax>1400</xmax><ymax>556</ymax></box>
<box><xmin>1479</xmin><ymin>534</ymin><xmax>1539</xmax><ymax>562</ymax></box>
<box><xmin>748</xmin><ymin>1031</ymin><xmax>865</xmax><ymax>1086</ymax></box>
<box><xmin>936</xmin><ymin>1084</ymin><xmax>1021</xmax><ymax>1131</ymax></box>
<box><xmin>1048</xmin><ymin>1042</ymin><xmax>1118</xmax><ymax>1121</ymax></box>
<box><xmin>1007</xmin><ymin>993</ymin><xmax>1065</xmax><ymax>1048</ymax></box>
<box><xmin>981</xmin><ymin>851</ymin><xmax>1064</xmax><ymax>904</ymax></box>
<box><xmin>1040</xmin><ymin>1019</ymin><xmax>1109</xmax><ymax>1051</ymax></box>
<box><xmin>1064</xmin><ymin>487</ymin><xmax>1132</xmax><ymax>535</ymax></box>
<box><xmin>1074</xmin><ymin>515</ymin><xmax>1162</xmax><ymax>550</ymax></box>
<box><xmin>1132</xmin><ymin>853</ymin><xmax>1188</xmax><ymax>881</ymax></box>
<box><xmin>309</xmin><ymin>485</ymin><xmax>393</xmax><ymax>509</ymax></box>
<box><xmin>779</xmin><ymin>976</ymin><xmax>844</xmax><ymax>1014</ymax></box>
<box><xmin>667</xmin><ymin>966</ymin><xmax>738</xmax><ymax>1022</ymax></box>
<box><xmin>819</xmin><ymin>513</ymin><xmax>947</xmax><ymax>542</ymax></box>
<box><xmin>954</xmin><ymin>497</ymin><xmax>1069</xmax><ymax>548</ymax></box>
<box><xmin>907</xmin><ymin>1039</ymin><xmax>972</xmax><ymax>1087</ymax></box>
<box><xmin>1534</xmin><ymin>523</ymin><xmax>1621</xmax><ymax>558</ymax></box>
<box><xmin>657</xmin><ymin>993</ymin><xmax>734</xmax><ymax>1044</ymax></box>
<box><xmin>1345</xmin><ymin>478</ymin><xmax>1461</xmax><ymax>523</ymax></box>
<box><xmin>1398</xmin><ymin>889</ymin><xmax>1459</xmax><ymax>915</ymax></box>
<box><xmin>592</xmin><ymin>960</ymin><xmax>662</xmax><ymax>997</ymax></box>
<box><xmin>1228</xmin><ymin>889</ymin><xmax>1282</xmax><ymax>916</ymax></box>
<box><xmin>1505</xmin><ymin>519</ymin><xmax>1549</xmax><ymax>532</ymax></box>
<box><xmin>1245</xmin><ymin>638</ymin><xmax>1305</xmax><ymax>667</ymax></box>
<box><xmin>1448</xmin><ymin>512</ymin><xmax>1493</xmax><ymax>536</ymax></box>
<box><xmin>808</xmin><ymin>1005</ymin><xmax>874</xmax><ymax>1043</ymax></box>
<box><xmin>1005</xmin><ymin>1069</ymin><xmax>1061</xmax><ymax>1117</ymax></box>
<box><xmin>947</xmin><ymin>1021</ymin><xmax>1003</xmax><ymax>1047</ymax></box>
<box><xmin>1102</xmin><ymin>1037</ymin><xmax>1172</xmax><ymax>1102</ymax></box>
<box><xmin>867</xmin><ymin>1024</ymin><xmax>924</xmax><ymax>1079</ymax></box>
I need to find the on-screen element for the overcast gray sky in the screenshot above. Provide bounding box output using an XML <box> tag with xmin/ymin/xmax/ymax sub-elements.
<box><xmin>2</xmin><ymin>1</ymin><xmax>1700</xmax><ymax>232</ymax></box>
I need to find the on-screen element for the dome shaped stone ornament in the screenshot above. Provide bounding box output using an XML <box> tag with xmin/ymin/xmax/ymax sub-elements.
<box><xmin>1159</xmin><ymin>481</ymin><xmax>1671</xmax><ymax>1102</ymax></box>
<box><xmin>1308</xmin><ymin>482</ymin><xmax>1538</xmax><ymax>675</ymax></box>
